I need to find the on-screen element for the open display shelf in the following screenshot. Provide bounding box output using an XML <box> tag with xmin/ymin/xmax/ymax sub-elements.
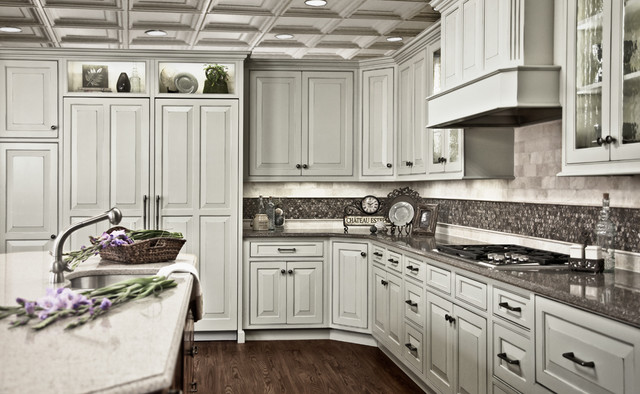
<box><xmin>67</xmin><ymin>60</ymin><xmax>147</xmax><ymax>94</ymax></box>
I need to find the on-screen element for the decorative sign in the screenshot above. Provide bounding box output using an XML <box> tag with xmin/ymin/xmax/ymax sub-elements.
<box><xmin>343</xmin><ymin>197</ymin><xmax>385</xmax><ymax>233</ymax></box>
<box><xmin>344</xmin><ymin>216</ymin><xmax>385</xmax><ymax>226</ymax></box>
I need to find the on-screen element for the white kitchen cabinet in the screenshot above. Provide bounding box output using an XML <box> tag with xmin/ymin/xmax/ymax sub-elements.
<box><xmin>0</xmin><ymin>143</ymin><xmax>58</xmax><ymax>253</ymax></box>
<box><xmin>362</xmin><ymin>67</ymin><xmax>394</xmax><ymax>177</ymax></box>
<box><xmin>0</xmin><ymin>60</ymin><xmax>58</xmax><ymax>138</ymax></box>
<box><xmin>562</xmin><ymin>0</ymin><xmax>640</xmax><ymax>175</ymax></box>
<box><xmin>535</xmin><ymin>296</ymin><xmax>640</xmax><ymax>394</ymax></box>
<box><xmin>331</xmin><ymin>242</ymin><xmax>368</xmax><ymax>329</ymax></box>
<box><xmin>426</xmin><ymin>291</ymin><xmax>487</xmax><ymax>394</ymax></box>
<box><xmin>372</xmin><ymin>266</ymin><xmax>404</xmax><ymax>355</ymax></box>
<box><xmin>248</xmin><ymin>70</ymin><xmax>353</xmax><ymax>178</ymax></box>
<box><xmin>398</xmin><ymin>49</ymin><xmax>427</xmax><ymax>176</ymax></box>
<box><xmin>429</xmin><ymin>129</ymin><xmax>463</xmax><ymax>176</ymax></box>
<box><xmin>249</xmin><ymin>260</ymin><xmax>323</xmax><ymax>326</ymax></box>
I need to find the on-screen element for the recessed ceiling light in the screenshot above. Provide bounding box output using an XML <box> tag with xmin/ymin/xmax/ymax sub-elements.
<box><xmin>305</xmin><ymin>0</ymin><xmax>327</xmax><ymax>6</ymax></box>
<box><xmin>0</xmin><ymin>26</ymin><xmax>22</xmax><ymax>33</ymax></box>
<box><xmin>275</xmin><ymin>33</ymin><xmax>294</xmax><ymax>40</ymax></box>
<box><xmin>386</xmin><ymin>36</ymin><xmax>403</xmax><ymax>42</ymax></box>
<box><xmin>145</xmin><ymin>29</ymin><xmax>167</xmax><ymax>37</ymax></box>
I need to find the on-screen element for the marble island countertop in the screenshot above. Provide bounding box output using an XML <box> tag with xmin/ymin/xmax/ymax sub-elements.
<box><xmin>0</xmin><ymin>251</ymin><xmax>196</xmax><ymax>394</ymax></box>
<box><xmin>244</xmin><ymin>228</ymin><xmax>640</xmax><ymax>329</ymax></box>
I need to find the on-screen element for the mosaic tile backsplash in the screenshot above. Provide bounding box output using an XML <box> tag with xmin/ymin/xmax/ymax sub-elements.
<box><xmin>243</xmin><ymin>197</ymin><xmax>640</xmax><ymax>253</ymax></box>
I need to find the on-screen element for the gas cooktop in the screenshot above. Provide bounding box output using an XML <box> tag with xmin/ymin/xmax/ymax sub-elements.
<box><xmin>436</xmin><ymin>244</ymin><xmax>570</xmax><ymax>268</ymax></box>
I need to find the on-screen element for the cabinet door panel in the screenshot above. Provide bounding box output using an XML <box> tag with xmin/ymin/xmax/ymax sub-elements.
<box><xmin>5</xmin><ymin>240</ymin><xmax>50</xmax><ymax>253</ymax></box>
<box><xmin>372</xmin><ymin>267</ymin><xmax>389</xmax><ymax>339</ymax></box>
<box><xmin>0</xmin><ymin>144</ymin><xmax>57</xmax><ymax>247</ymax></box>
<box><xmin>249</xmin><ymin>71</ymin><xmax>302</xmax><ymax>176</ymax></box>
<box><xmin>455</xmin><ymin>305</ymin><xmax>487</xmax><ymax>394</ymax></box>
<box><xmin>200</xmin><ymin>101</ymin><xmax>238</xmax><ymax>213</ymax></box>
<box><xmin>398</xmin><ymin>64</ymin><xmax>413</xmax><ymax>175</ymax></box>
<box><xmin>162</xmin><ymin>216</ymin><xmax>196</xmax><ymax>255</ymax></box>
<box><xmin>287</xmin><ymin>261</ymin><xmax>323</xmax><ymax>324</ymax></box>
<box><xmin>250</xmin><ymin>261</ymin><xmax>287</xmax><ymax>325</ymax></box>
<box><xmin>442</xmin><ymin>6</ymin><xmax>461</xmax><ymax>88</ymax></box>
<box><xmin>411</xmin><ymin>53</ymin><xmax>427</xmax><ymax>174</ymax></box>
<box><xmin>332</xmin><ymin>242</ymin><xmax>368</xmax><ymax>328</ymax></box>
<box><xmin>303</xmin><ymin>72</ymin><xmax>353</xmax><ymax>176</ymax></box>
<box><xmin>198</xmin><ymin>216</ymin><xmax>236</xmax><ymax>330</ymax></box>
<box><xmin>67</xmin><ymin>218</ymin><xmax>99</xmax><ymax>252</ymax></box>
<box><xmin>427</xmin><ymin>292</ymin><xmax>455</xmax><ymax>394</ymax></box>
<box><xmin>65</xmin><ymin>100</ymin><xmax>110</xmax><ymax>213</ymax></box>
<box><xmin>387</xmin><ymin>273</ymin><xmax>403</xmax><ymax>350</ymax></box>
<box><xmin>0</xmin><ymin>60</ymin><xmax>57</xmax><ymax>138</ymax></box>
<box><xmin>362</xmin><ymin>68</ymin><xmax>394</xmax><ymax>176</ymax></box>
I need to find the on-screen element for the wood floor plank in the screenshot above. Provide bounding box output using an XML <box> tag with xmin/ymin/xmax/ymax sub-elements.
<box><xmin>193</xmin><ymin>340</ymin><xmax>425</xmax><ymax>393</ymax></box>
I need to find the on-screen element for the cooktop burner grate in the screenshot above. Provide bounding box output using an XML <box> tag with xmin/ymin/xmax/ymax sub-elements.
<box><xmin>437</xmin><ymin>244</ymin><xmax>569</xmax><ymax>266</ymax></box>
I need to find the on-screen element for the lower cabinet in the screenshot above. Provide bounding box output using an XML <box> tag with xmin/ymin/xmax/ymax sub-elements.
<box><xmin>332</xmin><ymin>242</ymin><xmax>368</xmax><ymax>329</ymax></box>
<box><xmin>426</xmin><ymin>291</ymin><xmax>487</xmax><ymax>394</ymax></box>
<box><xmin>249</xmin><ymin>260</ymin><xmax>323</xmax><ymax>325</ymax></box>
<box><xmin>372</xmin><ymin>266</ymin><xmax>403</xmax><ymax>354</ymax></box>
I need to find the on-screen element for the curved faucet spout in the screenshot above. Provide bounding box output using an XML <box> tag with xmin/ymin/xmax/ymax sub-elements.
<box><xmin>50</xmin><ymin>207</ymin><xmax>123</xmax><ymax>284</ymax></box>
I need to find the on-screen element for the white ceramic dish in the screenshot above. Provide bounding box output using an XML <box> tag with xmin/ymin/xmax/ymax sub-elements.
<box><xmin>388</xmin><ymin>201</ymin><xmax>415</xmax><ymax>226</ymax></box>
<box><xmin>174</xmin><ymin>72</ymin><xmax>198</xmax><ymax>93</ymax></box>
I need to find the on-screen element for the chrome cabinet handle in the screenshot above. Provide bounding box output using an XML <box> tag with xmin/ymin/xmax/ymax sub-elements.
<box><xmin>155</xmin><ymin>195</ymin><xmax>160</xmax><ymax>229</ymax></box>
<box><xmin>277</xmin><ymin>248</ymin><xmax>297</xmax><ymax>253</ymax></box>
<box><xmin>143</xmin><ymin>195</ymin><xmax>148</xmax><ymax>229</ymax></box>
<box><xmin>562</xmin><ymin>352</ymin><xmax>595</xmax><ymax>368</ymax></box>
<box><xmin>497</xmin><ymin>352</ymin><xmax>520</xmax><ymax>365</ymax></box>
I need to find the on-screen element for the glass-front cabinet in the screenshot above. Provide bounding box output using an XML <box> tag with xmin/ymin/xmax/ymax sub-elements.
<box><xmin>565</xmin><ymin>0</ymin><xmax>640</xmax><ymax>174</ymax></box>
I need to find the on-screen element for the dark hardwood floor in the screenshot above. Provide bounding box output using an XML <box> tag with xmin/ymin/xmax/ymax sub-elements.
<box><xmin>193</xmin><ymin>340</ymin><xmax>425</xmax><ymax>393</ymax></box>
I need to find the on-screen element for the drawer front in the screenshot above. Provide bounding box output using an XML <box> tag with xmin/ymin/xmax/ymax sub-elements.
<box><xmin>455</xmin><ymin>274</ymin><xmax>487</xmax><ymax>310</ymax></box>
<box><xmin>493</xmin><ymin>322</ymin><xmax>533</xmax><ymax>393</ymax></box>
<box><xmin>536</xmin><ymin>296</ymin><xmax>639</xmax><ymax>394</ymax></box>
<box><xmin>371</xmin><ymin>244</ymin><xmax>386</xmax><ymax>266</ymax></box>
<box><xmin>404</xmin><ymin>256</ymin><xmax>426</xmax><ymax>283</ymax></box>
<box><xmin>426</xmin><ymin>264</ymin><xmax>451</xmax><ymax>295</ymax></box>
<box><xmin>404</xmin><ymin>281</ymin><xmax>424</xmax><ymax>328</ymax></box>
<box><xmin>493</xmin><ymin>287</ymin><xmax>532</xmax><ymax>330</ymax></box>
<box><xmin>250</xmin><ymin>241</ymin><xmax>324</xmax><ymax>257</ymax></box>
<box><xmin>386</xmin><ymin>250</ymin><xmax>402</xmax><ymax>274</ymax></box>
<box><xmin>403</xmin><ymin>322</ymin><xmax>424</xmax><ymax>374</ymax></box>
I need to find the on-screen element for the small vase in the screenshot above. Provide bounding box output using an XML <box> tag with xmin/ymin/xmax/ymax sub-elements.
<box><xmin>203</xmin><ymin>80</ymin><xmax>228</xmax><ymax>94</ymax></box>
<box><xmin>116</xmin><ymin>72</ymin><xmax>131</xmax><ymax>92</ymax></box>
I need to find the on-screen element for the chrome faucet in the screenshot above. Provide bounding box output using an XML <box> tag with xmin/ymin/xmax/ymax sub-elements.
<box><xmin>50</xmin><ymin>207</ymin><xmax>123</xmax><ymax>284</ymax></box>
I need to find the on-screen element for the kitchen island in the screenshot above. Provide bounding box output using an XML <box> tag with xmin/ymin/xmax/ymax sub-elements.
<box><xmin>0</xmin><ymin>251</ymin><xmax>196</xmax><ymax>394</ymax></box>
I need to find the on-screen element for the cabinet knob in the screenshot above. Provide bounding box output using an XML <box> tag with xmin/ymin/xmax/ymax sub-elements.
<box><xmin>288</xmin><ymin>269</ymin><xmax>293</xmax><ymax>275</ymax></box>
<box><xmin>360</xmin><ymin>251</ymin><xmax>366</xmax><ymax>257</ymax></box>
<box><xmin>50</xmin><ymin>234</ymin><xmax>57</xmax><ymax>239</ymax></box>
<box><xmin>302</xmin><ymin>164</ymin><xmax>308</xmax><ymax>169</ymax></box>
<box><xmin>381</xmin><ymin>279</ymin><xmax>388</xmax><ymax>286</ymax></box>
<box><xmin>386</xmin><ymin>163</ymin><xmax>392</xmax><ymax>168</ymax></box>
<box><xmin>50</xmin><ymin>125</ymin><xmax>57</xmax><ymax>130</ymax></box>
<box><xmin>280</xmin><ymin>269</ymin><xmax>286</xmax><ymax>274</ymax></box>
<box><xmin>594</xmin><ymin>137</ymin><xmax>605</xmax><ymax>146</ymax></box>
<box><xmin>605</xmin><ymin>135</ymin><xmax>617</xmax><ymax>144</ymax></box>
<box><xmin>296</xmin><ymin>164</ymin><xmax>301</xmax><ymax>169</ymax></box>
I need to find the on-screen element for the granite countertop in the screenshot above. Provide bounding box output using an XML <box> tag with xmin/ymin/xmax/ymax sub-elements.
<box><xmin>0</xmin><ymin>251</ymin><xmax>196</xmax><ymax>394</ymax></box>
<box><xmin>245</xmin><ymin>228</ymin><xmax>640</xmax><ymax>329</ymax></box>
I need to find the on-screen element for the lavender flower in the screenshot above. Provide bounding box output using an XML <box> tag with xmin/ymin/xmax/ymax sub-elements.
<box><xmin>25</xmin><ymin>302</ymin><xmax>35</xmax><ymax>315</ymax></box>
<box><xmin>99</xmin><ymin>298</ymin><xmax>112</xmax><ymax>311</ymax></box>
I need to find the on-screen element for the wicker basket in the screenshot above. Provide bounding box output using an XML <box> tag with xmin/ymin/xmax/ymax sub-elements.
<box><xmin>96</xmin><ymin>227</ymin><xmax>186</xmax><ymax>264</ymax></box>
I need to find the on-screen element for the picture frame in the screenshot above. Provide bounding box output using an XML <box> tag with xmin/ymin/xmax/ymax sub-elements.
<box><xmin>412</xmin><ymin>203</ymin><xmax>439</xmax><ymax>236</ymax></box>
<box><xmin>82</xmin><ymin>64</ymin><xmax>109</xmax><ymax>89</ymax></box>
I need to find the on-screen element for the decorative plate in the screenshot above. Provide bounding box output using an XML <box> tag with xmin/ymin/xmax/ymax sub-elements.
<box><xmin>174</xmin><ymin>72</ymin><xmax>198</xmax><ymax>93</ymax></box>
<box><xmin>388</xmin><ymin>201</ymin><xmax>415</xmax><ymax>226</ymax></box>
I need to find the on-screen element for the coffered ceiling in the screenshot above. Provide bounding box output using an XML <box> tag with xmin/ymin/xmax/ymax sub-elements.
<box><xmin>0</xmin><ymin>0</ymin><xmax>439</xmax><ymax>59</ymax></box>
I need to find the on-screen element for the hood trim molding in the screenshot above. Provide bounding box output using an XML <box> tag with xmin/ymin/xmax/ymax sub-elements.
<box><xmin>427</xmin><ymin>66</ymin><xmax>561</xmax><ymax>128</ymax></box>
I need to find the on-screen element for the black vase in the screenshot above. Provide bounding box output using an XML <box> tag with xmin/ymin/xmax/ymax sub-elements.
<box><xmin>116</xmin><ymin>72</ymin><xmax>131</xmax><ymax>92</ymax></box>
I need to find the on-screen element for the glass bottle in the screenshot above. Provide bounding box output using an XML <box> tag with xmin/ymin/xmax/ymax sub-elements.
<box><xmin>258</xmin><ymin>195</ymin><xmax>265</xmax><ymax>215</ymax></box>
<box><xmin>130</xmin><ymin>64</ymin><xmax>141</xmax><ymax>93</ymax></box>
<box><xmin>266</xmin><ymin>197</ymin><xmax>275</xmax><ymax>231</ymax></box>
<box><xmin>595</xmin><ymin>193</ymin><xmax>616</xmax><ymax>271</ymax></box>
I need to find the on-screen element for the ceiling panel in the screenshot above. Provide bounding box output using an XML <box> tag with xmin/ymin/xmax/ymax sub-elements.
<box><xmin>0</xmin><ymin>0</ymin><xmax>439</xmax><ymax>58</ymax></box>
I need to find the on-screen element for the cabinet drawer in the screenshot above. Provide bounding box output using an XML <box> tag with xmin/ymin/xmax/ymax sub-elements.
<box><xmin>386</xmin><ymin>250</ymin><xmax>402</xmax><ymax>274</ymax></box>
<box><xmin>455</xmin><ymin>274</ymin><xmax>487</xmax><ymax>310</ymax></box>
<box><xmin>371</xmin><ymin>245</ymin><xmax>386</xmax><ymax>266</ymax></box>
<box><xmin>426</xmin><ymin>264</ymin><xmax>451</xmax><ymax>295</ymax></box>
<box><xmin>403</xmin><ymin>322</ymin><xmax>424</xmax><ymax>374</ymax></box>
<box><xmin>536</xmin><ymin>296</ymin><xmax>640</xmax><ymax>394</ymax></box>
<box><xmin>493</xmin><ymin>322</ymin><xmax>533</xmax><ymax>393</ymax></box>
<box><xmin>404</xmin><ymin>281</ymin><xmax>424</xmax><ymax>328</ymax></box>
<box><xmin>493</xmin><ymin>287</ymin><xmax>532</xmax><ymax>330</ymax></box>
<box><xmin>404</xmin><ymin>256</ymin><xmax>425</xmax><ymax>283</ymax></box>
<box><xmin>250</xmin><ymin>241</ymin><xmax>324</xmax><ymax>257</ymax></box>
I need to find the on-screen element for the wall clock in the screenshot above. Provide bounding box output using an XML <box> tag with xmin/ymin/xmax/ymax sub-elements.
<box><xmin>361</xmin><ymin>195</ymin><xmax>381</xmax><ymax>214</ymax></box>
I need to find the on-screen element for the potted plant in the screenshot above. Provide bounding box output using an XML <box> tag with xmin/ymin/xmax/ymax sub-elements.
<box><xmin>203</xmin><ymin>64</ymin><xmax>229</xmax><ymax>93</ymax></box>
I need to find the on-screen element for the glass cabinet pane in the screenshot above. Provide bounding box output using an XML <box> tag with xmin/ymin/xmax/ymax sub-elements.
<box><xmin>447</xmin><ymin>129</ymin><xmax>460</xmax><ymax>165</ymax></box>
<box><xmin>432</xmin><ymin>129</ymin><xmax>443</xmax><ymax>164</ymax></box>
<box><xmin>575</xmin><ymin>0</ymin><xmax>604</xmax><ymax>149</ymax></box>
<box><xmin>432</xmin><ymin>49</ymin><xmax>442</xmax><ymax>94</ymax></box>
<box><xmin>622</xmin><ymin>0</ymin><xmax>640</xmax><ymax>145</ymax></box>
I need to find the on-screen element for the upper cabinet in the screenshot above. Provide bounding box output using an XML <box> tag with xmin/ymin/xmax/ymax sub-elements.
<box><xmin>66</xmin><ymin>60</ymin><xmax>147</xmax><ymax>95</ymax></box>
<box><xmin>248</xmin><ymin>70</ymin><xmax>354</xmax><ymax>179</ymax></box>
<box><xmin>362</xmin><ymin>66</ymin><xmax>395</xmax><ymax>177</ymax></box>
<box><xmin>0</xmin><ymin>60</ymin><xmax>58</xmax><ymax>138</ymax></box>
<box><xmin>562</xmin><ymin>0</ymin><xmax>640</xmax><ymax>175</ymax></box>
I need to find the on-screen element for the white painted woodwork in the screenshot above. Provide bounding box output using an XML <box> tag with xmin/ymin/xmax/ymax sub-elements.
<box><xmin>455</xmin><ymin>274</ymin><xmax>487</xmax><ymax>310</ymax></box>
<box><xmin>249</xmin><ymin>71</ymin><xmax>302</xmax><ymax>176</ymax></box>
<box><xmin>0</xmin><ymin>60</ymin><xmax>58</xmax><ymax>138</ymax></box>
<box><xmin>535</xmin><ymin>296</ymin><xmax>640</xmax><ymax>394</ymax></box>
<box><xmin>250</xmin><ymin>241</ymin><xmax>324</xmax><ymax>257</ymax></box>
<box><xmin>362</xmin><ymin>67</ymin><xmax>394</xmax><ymax>176</ymax></box>
<box><xmin>386</xmin><ymin>250</ymin><xmax>403</xmax><ymax>274</ymax></box>
<box><xmin>398</xmin><ymin>49</ymin><xmax>427</xmax><ymax>176</ymax></box>
<box><xmin>161</xmin><ymin>216</ymin><xmax>197</xmax><ymax>255</ymax></box>
<box><xmin>428</xmin><ymin>129</ymin><xmax>463</xmax><ymax>176</ymax></box>
<box><xmin>199</xmin><ymin>216</ymin><xmax>236</xmax><ymax>330</ymax></box>
<box><xmin>67</xmin><ymin>218</ymin><xmax>99</xmax><ymax>252</ymax></box>
<box><xmin>461</xmin><ymin>0</ymin><xmax>482</xmax><ymax>81</ymax></box>
<box><xmin>372</xmin><ymin>265</ymin><xmax>403</xmax><ymax>355</ymax></box>
<box><xmin>331</xmin><ymin>242</ymin><xmax>368</xmax><ymax>329</ymax></box>
<box><xmin>454</xmin><ymin>304</ymin><xmax>487</xmax><ymax>394</ymax></box>
<box><xmin>426</xmin><ymin>263</ymin><xmax>452</xmax><ymax>295</ymax></box>
<box><xmin>426</xmin><ymin>291</ymin><xmax>455</xmax><ymax>394</ymax></box>
<box><xmin>287</xmin><ymin>261</ymin><xmax>323</xmax><ymax>325</ymax></box>
<box><xmin>5</xmin><ymin>240</ymin><xmax>50</xmax><ymax>253</ymax></box>
<box><xmin>0</xmin><ymin>143</ymin><xmax>57</xmax><ymax>253</ymax></box>
<box><xmin>492</xmin><ymin>322</ymin><xmax>533</xmax><ymax>393</ymax></box>
<box><xmin>404</xmin><ymin>256</ymin><xmax>426</xmax><ymax>284</ymax></box>
<box><xmin>372</xmin><ymin>267</ymin><xmax>389</xmax><ymax>340</ymax></box>
<box><xmin>441</xmin><ymin>4</ymin><xmax>461</xmax><ymax>88</ymax></box>
<box><xmin>404</xmin><ymin>280</ymin><xmax>424</xmax><ymax>328</ymax></box>
<box><xmin>403</xmin><ymin>322</ymin><xmax>425</xmax><ymax>374</ymax></box>
<box><xmin>493</xmin><ymin>287</ymin><xmax>532</xmax><ymax>330</ymax></box>
<box><xmin>387</xmin><ymin>272</ymin><xmax>403</xmax><ymax>351</ymax></box>
<box><xmin>250</xmin><ymin>261</ymin><xmax>287</xmax><ymax>325</ymax></box>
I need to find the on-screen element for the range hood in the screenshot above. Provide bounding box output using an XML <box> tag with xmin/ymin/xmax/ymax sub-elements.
<box><xmin>426</xmin><ymin>66</ymin><xmax>562</xmax><ymax>128</ymax></box>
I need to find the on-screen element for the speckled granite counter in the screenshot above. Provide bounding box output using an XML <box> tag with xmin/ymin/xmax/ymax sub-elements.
<box><xmin>244</xmin><ymin>229</ymin><xmax>640</xmax><ymax>329</ymax></box>
<box><xmin>0</xmin><ymin>251</ymin><xmax>196</xmax><ymax>394</ymax></box>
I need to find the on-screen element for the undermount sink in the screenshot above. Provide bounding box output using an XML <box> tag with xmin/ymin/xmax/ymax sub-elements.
<box><xmin>68</xmin><ymin>274</ymin><xmax>144</xmax><ymax>290</ymax></box>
